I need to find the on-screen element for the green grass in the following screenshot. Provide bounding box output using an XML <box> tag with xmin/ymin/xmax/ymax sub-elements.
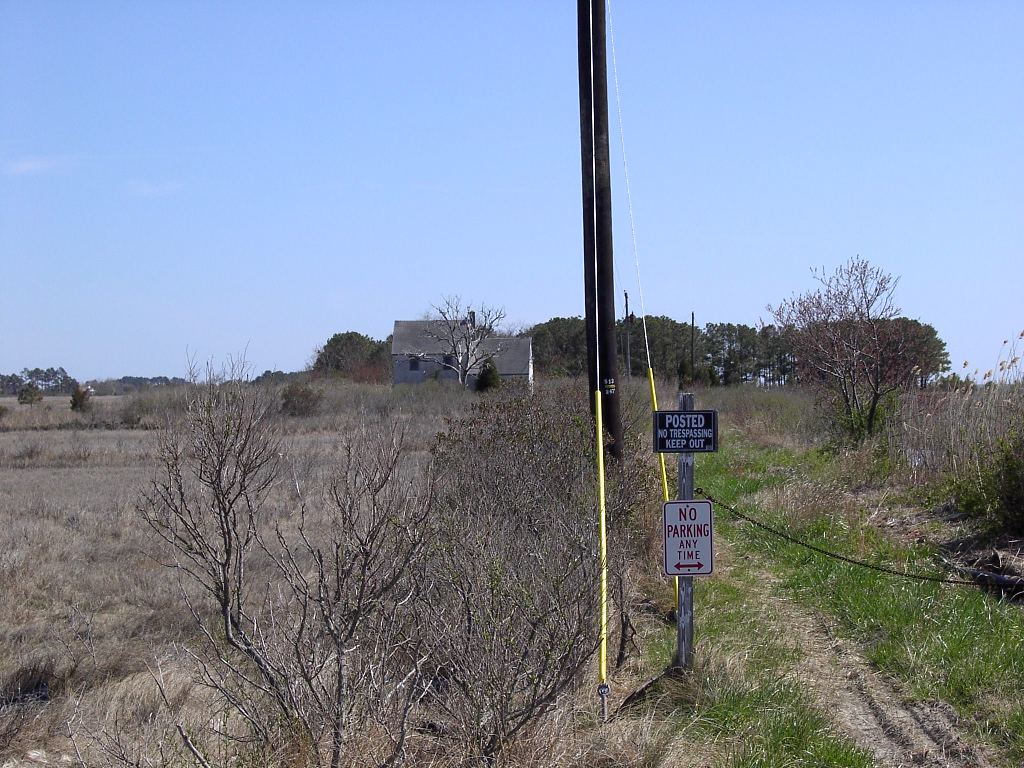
<box><xmin>680</xmin><ymin>672</ymin><xmax>872</xmax><ymax>767</ymax></box>
<box><xmin>774</xmin><ymin>529</ymin><xmax>1024</xmax><ymax>759</ymax></box>
<box><xmin>633</xmin><ymin>478</ymin><xmax>873</xmax><ymax>767</ymax></box>
<box><xmin>637</xmin><ymin>642</ymin><xmax>872</xmax><ymax>768</ymax></box>
<box><xmin>696</xmin><ymin>427</ymin><xmax>1024</xmax><ymax>764</ymax></box>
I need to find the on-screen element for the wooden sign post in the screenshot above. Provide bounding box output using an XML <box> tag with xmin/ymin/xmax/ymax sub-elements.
<box><xmin>676</xmin><ymin>391</ymin><xmax>695</xmax><ymax>669</ymax></box>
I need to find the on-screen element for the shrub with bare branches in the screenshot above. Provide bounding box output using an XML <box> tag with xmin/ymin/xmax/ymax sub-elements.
<box><xmin>117</xmin><ymin>369</ymin><xmax>655</xmax><ymax>767</ymax></box>
<box><xmin>769</xmin><ymin>257</ymin><xmax>945</xmax><ymax>440</ymax></box>
<box><xmin>420</xmin><ymin>384</ymin><xmax>654</xmax><ymax>764</ymax></box>
<box><xmin>134</xmin><ymin>366</ymin><xmax>435</xmax><ymax>767</ymax></box>
<box><xmin>418</xmin><ymin>495</ymin><xmax>597</xmax><ymax>763</ymax></box>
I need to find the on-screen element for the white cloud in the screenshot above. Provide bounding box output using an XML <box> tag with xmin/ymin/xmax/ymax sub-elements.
<box><xmin>3</xmin><ymin>155</ymin><xmax>67</xmax><ymax>176</ymax></box>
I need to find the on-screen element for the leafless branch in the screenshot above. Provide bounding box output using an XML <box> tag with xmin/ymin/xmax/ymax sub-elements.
<box><xmin>423</xmin><ymin>296</ymin><xmax>508</xmax><ymax>387</ymax></box>
<box><xmin>137</xmin><ymin>362</ymin><xmax>435</xmax><ymax>766</ymax></box>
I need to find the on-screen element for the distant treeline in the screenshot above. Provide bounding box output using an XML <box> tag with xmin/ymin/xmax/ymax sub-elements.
<box><xmin>4</xmin><ymin>312</ymin><xmax>949</xmax><ymax>397</ymax></box>
<box><xmin>87</xmin><ymin>376</ymin><xmax>189</xmax><ymax>395</ymax></box>
<box><xmin>1</xmin><ymin>367</ymin><xmax>78</xmax><ymax>395</ymax></box>
<box><xmin>529</xmin><ymin>315</ymin><xmax>950</xmax><ymax>388</ymax></box>
<box><xmin>311</xmin><ymin>315</ymin><xmax>949</xmax><ymax>389</ymax></box>
<box><xmin>0</xmin><ymin>370</ymin><xmax>193</xmax><ymax>396</ymax></box>
<box><xmin>529</xmin><ymin>316</ymin><xmax>792</xmax><ymax>385</ymax></box>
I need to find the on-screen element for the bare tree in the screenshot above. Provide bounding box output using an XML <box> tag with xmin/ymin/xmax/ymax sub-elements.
<box><xmin>137</xmin><ymin>364</ymin><xmax>433</xmax><ymax>767</ymax></box>
<box><xmin>426</xmin><ymin>296</ymin><xmax>507</xmax><ymax>388</ymax></box>
<box><xmin>263</xmin><ymin>435</ymin><xmax>434</xmax><ymax>768</ymax></box>
<box><xmin>769</xmin><ymin>257</ymin><xmax>916</xmax><ymax>439</ymax></box>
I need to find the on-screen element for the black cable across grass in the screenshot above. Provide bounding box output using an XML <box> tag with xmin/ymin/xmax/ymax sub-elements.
<box><xmin>695</xmin><ymin>486</ymin><xmax>1024</xmax><ymax>589</ymax></box>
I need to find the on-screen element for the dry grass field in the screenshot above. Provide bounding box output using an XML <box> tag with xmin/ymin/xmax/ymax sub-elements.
<box><xmin>0</xmin><ymin>381</ymin><xmax>493</xmax><ymax>765</ymax></box>
<box><xmin>3</xmin><ymin>371</ymin><xmax>1024</xmax><ymax>767</ymax></box>
<box><xmin>3</xmin><ymin>378</ymin><xmax>672</xmax><ymax>767</ymax></box>
<box><xmin>0</xmin><ymin>422</ymin><xmax>176</xmax><ymax>758</ymax></box>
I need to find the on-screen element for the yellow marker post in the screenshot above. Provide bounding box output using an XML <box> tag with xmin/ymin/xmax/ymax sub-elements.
<box><xmin>594</xmin><ymin>390</ymin><xmax>609</xmax><ymax>720</ymax></box>
<box><xmin>647</xmin><ymin>368</ymin><xmax>677</xmax><ymax>605</ymax></box>
<box><xmin>647</xmin><ymin>368</ymin><xmax>670</xmax><ymax>500</ymax></box>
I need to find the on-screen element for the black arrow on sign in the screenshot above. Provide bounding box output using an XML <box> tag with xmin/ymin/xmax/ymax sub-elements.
<box><xmin>674</xmin><ymin>561</ymin><xmax>704</xmax><ymax>570</ymax></box>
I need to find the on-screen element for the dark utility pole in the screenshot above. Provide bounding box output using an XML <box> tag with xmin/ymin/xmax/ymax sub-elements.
<box><xmin>577</xmin><ymin>0</ymin><xmax>598</xmax><ymax>400</ymax></box>
<box><xmin>577</xmin><ymin>0</ymin><xmax>623</xmax><ymax>458</ymax></box>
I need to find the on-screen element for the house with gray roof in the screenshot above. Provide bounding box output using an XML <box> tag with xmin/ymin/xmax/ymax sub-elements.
<box><xmin>391</xmin><ymin>320</ymin><xmax>533</xmax><ymax>389</ymax></box>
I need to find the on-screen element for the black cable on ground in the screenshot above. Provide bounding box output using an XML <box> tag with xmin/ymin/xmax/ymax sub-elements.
<box><xmin>694</xmin><ymin>486</ymin><xmax>1024</xmax><ymax>589</ymax></box>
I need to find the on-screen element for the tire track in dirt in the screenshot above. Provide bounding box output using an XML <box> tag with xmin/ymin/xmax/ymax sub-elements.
<box><xmin>769</xmin><ymin>592</ymin><xmax>996</xmax><ymax>768</ymax></box>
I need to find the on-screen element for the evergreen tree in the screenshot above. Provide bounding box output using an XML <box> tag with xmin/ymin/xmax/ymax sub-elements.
<box><xmin>313</xmin><ymin>331</ymin><xmax>390</xmax><ymax>382</ymax></box>
<box><xmin>17</xmin><ymin>382</ymin><xmax>43</xmax><ymax>406</ymax></box>
<box><xmin>475</xmin><ymin>359</ymin><xmax>501</xmax><ymax>392</ymax></box>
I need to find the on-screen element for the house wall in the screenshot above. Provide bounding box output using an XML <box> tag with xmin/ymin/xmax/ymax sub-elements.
<box><xmin>392</xmin><ymin>356</ymin><xmax>460</xmax><ymax>386</ymax></box>
<box><xmin>392</xmin><ymin>349</ymin><xmax>534</xmax><ymax>388</ymax></box>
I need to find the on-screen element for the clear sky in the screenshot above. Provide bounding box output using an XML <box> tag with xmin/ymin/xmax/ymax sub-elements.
<box><xmin>2</xmin><ymin>2</ymin><xmax>1021</xmax><ymax>380</ymax></box>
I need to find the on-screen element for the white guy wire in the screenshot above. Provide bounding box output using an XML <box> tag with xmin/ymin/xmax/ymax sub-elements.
<box><xmin>607</xmin><ymin>0</ymin><xmax>653</xmax><ymax>368</ymax></box>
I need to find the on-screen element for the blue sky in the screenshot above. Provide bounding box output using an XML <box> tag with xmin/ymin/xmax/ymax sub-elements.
<box><xmin>2</xmin><ymin>2</ymin><xmax>1021</xmax><ymax>380</ymax></box>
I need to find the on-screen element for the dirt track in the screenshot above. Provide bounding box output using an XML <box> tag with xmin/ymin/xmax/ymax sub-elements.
<box><xmin>772</xmin><ymin>592</ymin><xmax>995</xmax><ymax>768</ymax></box>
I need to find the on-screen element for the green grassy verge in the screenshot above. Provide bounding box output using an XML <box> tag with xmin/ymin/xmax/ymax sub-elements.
<box><xmin>635</xmin><ymin>500</ymin><xmax>873</xmax><ymax>767</ymax></box>
<box><xmin>697</xmin><ymin>430</ymin><xmax>1024</xmax><ymax>764</ymax></box>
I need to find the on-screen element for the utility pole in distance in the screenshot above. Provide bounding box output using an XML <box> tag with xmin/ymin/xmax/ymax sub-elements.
<box><xmin>577</xmin><ymin>0</ymin><xmax>623</xmax><ymax>458</ymax></box>
<box><xmin>691</xmin><ymin>311</ymin><xmax>696</xmax><ymax>385</ymax></box>
<box><xmin>624</xmin><ymin>291</ymin><xmax>632</xmax><ymax>379</ymax></box>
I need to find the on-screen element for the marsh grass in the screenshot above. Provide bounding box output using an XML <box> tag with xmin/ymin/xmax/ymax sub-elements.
<box><xmin>888</xmin><ymin>334</ymin><xmax>1024</xmax><ymax>491</ymax></box>
<box><xmin>2</xmin><ymin>376</ymin><xmax>668</xmax><ymax>765</ymax></box>
<box><xmin>700</xmin><ymin>385</ymin><xmax>823</xmax><ymax>451</ymax></box>
<box><xmin>0</xmin><ymin>395</ymin><xmax>130</xmax><ymax>431</ymax></box>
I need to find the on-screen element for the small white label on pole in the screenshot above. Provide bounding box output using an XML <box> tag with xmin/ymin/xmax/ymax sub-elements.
<box><xmin>663</xmin><ymin>501</ymin><xmax>714</xmax><ymax>576</ymax></box>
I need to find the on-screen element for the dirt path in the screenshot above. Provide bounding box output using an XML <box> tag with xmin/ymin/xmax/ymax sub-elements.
<box><xmin>768</xmin><ymin>590</ymin><xmax>996</xmax><ymax>768</ymax></box>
